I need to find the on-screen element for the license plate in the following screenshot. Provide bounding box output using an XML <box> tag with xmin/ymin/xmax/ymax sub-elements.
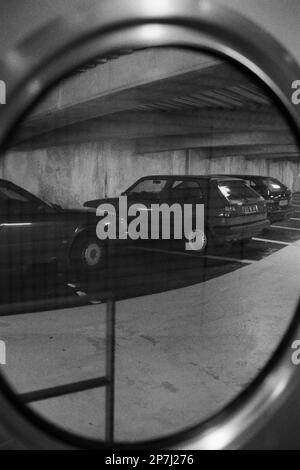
<box><xmin>242</xmin><ymin>205</ymin><xmax>258</xmax><ymax>214</ymax></box>
<box><xmin>279</xmin><ymin>199</ymin><xmax>288</xmax><ymax>207</ymax></box>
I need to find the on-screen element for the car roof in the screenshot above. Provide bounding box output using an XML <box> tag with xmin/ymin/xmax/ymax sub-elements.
<box><xmin>136</xmin><ymin>175</ymin><xmax>244</xmax><ymax>182</ymax></box>
<box><xmin>0</xmin><ymin>178</ymin><xmax>14</xmax><ymax>184</ymax></box>
<box><xmin>209</xmin><ymin>174</ymin><xmax>271</xmax><ymax>180</ymax></box>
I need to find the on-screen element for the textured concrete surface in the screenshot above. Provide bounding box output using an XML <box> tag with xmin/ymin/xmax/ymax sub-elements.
<box><xmin>0</xmin><ymin>243</ymin><xmax>299</xmax><ymax>442</ymax></box>
<box><xmin>1</xmin><ymin>45</ymin><xmax>299</xmax><ymax>205</ymax></box>
<box><xmin>2</xmin><ymin>139</ymin><xmax>299</xmax><ymax>209</ymax></box>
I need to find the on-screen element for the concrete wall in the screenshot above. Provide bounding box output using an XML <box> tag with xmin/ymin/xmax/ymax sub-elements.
<box><xmin>1</xmin><ymin>144</ymin><xmax>299</xmax><ymax>208</ymax></box>
<box><xmin>189</xmin><ymin>149</ymin><xmax>300</xmax><ymax>192</ymax></box>
<box><xmin>0</xmin><ymin>142</ymin><xmax>186</xmax><ymax>207</ymax></box>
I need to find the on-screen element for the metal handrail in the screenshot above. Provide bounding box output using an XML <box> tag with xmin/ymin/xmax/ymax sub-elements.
<box><xmin>16</xmin><ymin>295</ymin><xmax>116</xmax><ymax>443</ymax></box>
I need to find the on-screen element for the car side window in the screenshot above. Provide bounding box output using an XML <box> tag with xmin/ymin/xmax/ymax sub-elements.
<box><xmin>250</xmin><ymin>180</ymin><xmax>258</xmax><ymax>190</ymax></box>
<box><xmin>128</xmin><ymin>179</ymin><xmax>167</xmax><ymax>195</ymax></box>
<box><xmin>169</xmin><ymin>180</ymin><xmax>204</xmax><ymax>201</ymax></box>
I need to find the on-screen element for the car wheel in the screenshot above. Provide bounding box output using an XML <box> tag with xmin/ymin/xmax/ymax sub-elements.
<box><xmin>71</xmin><ymin>236</ymin><xmax>106</xmax><ymax>272</ymax></box>
<box><xmin>242</xmin><ymin>237</ymin><xmax>252</xmax><ymax>244</ymax></box>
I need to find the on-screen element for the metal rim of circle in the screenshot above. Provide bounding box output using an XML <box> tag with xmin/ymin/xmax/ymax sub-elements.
<box><xmin>0</xmin><ymin>0</ymin><xmax>300</xmax><ymax>450</ymax></box>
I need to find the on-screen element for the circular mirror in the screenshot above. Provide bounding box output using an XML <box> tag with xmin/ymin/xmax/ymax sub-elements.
<box><xmin>0</xmin><ymin>0</ymin><xmax>300</xmax><ymax>450</ymax></box>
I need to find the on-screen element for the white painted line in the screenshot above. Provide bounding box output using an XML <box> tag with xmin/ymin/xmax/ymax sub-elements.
<box><xmin>252</xmin><ymin>237</ymin><xmax>291</xmax><ymax>246</ymax></box>
<box><xmin>130</xmin><ymin>245</ymin><xmax>254</xmax><ymax>264</ymax></box>
<box><xmin>129</xmin><ymin>246</ymin><xmax>195</xmax><ymax>258</ymax></box>
<box><xmin>291</xmin><ymin>218</ymin><xmax>300</xmax><ymax>221</ymax></box>
<box><xmin>76</xmin><ymin>291</ymin><xmax>87</xmax><ymax>297</ymax></box>
<box><xmin>271</xmin><ymin>225</ymin><xmax>300</xmax><ymax>232</ymax></box>
<box><xmin>68</xmin><ymin>283</ymin><xmax>101</xmax><ymax>304</ymax></box>
<box><xmin>200</xmin><ymin>254</ymin><xmax>256</xmax><ymax>264</ymax></box>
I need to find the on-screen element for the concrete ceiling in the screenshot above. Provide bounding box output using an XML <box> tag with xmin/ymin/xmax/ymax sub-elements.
<box><xmin>9</xmin><ymin>48</ymin><xmax>299</xmax><ymax>161</ymax></box>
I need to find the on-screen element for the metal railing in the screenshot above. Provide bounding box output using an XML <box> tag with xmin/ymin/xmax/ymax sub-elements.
<box><xmin>11</xmin><ymin>294</ymin><xmax>116</xmax><ymax>443</ymax></box>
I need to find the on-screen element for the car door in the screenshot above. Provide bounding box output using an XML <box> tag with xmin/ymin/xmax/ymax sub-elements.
<box><xmin>163</xmin><ymin>180</ymin><xmax>205</xmax><ymax>241</ymax></box>
<box><xmin>126</xmin><ymin>177</ymin><xmax>169</xmax><ymax>240</ymax></box>
<box><xmin>0</xmin><ymin>199</ymin><xmax>35</xmax><ymax>268</ymax></box>
<box><xmin>0</xmin><ymin>183</ymin><xmax>65</xmax><ymax>268</ymax></box>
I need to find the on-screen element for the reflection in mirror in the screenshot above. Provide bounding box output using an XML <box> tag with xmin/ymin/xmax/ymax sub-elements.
<box><xmin>0</xmin><ymin>47</ymin><xmax>299</xmax><ymax>443</ymax></box>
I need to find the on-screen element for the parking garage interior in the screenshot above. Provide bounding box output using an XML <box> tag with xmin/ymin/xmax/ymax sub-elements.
<box><xmin>1</xmin><ymin>47</ymin><xmax>300</xmax><ymax>443</ymax></box>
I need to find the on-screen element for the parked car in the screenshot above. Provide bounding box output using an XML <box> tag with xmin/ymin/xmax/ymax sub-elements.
<box><xmin>84</xmin><ymin>175</ymin><xmax>269</xmax><ymax>248</ymax></box>
<box><xmin>213</xmin><ymin>175</ymin><xmax>292</xmax><ymax>222</ymax></box>
<box><xmin>0</xmin><ymin>179</ymin><xmax>105</xmax><ymax>271</ymax></box>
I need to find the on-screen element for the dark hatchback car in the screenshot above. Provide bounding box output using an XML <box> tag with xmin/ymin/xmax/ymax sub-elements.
<box><xmin>84</xmin><ymin>175</ymin><xmax>269</xmax><ymax>247</ymax></box>
<box><xmin>0</xmin><ymin>179</ymin><xmax>103</xmax><ymax>271</ymax></box>
<box><xmin>214</xmin><ymin>175</ymin><xmax>292</xmax><ymax>222</ymax></box>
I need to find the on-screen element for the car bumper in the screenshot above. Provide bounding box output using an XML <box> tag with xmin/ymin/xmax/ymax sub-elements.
<box><xmin>213</xmin><ymin>219</ymin><xmax>270</xmax><ymax>242</ymax></box>
<box><xmin>268</xmin><ymin>206</ymin><xmax>293</xmax><ymax>222</ymax></box>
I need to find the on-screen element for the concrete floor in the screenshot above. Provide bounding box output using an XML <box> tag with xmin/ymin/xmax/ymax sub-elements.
<box><xmin>0</xmin><ymin>217</ymin><xmax>300</xmax><ymax>443</ymax></box>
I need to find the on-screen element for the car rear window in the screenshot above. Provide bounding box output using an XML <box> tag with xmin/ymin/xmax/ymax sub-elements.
<box><xmin>218</xmin><ymin>180</ymin><xmax>260</xmax><ymax>201</ymax></box>
<box><xmin>262</xmin><ymin>178</ymin><xmax>285</xmax><ymax>192</ymax></box>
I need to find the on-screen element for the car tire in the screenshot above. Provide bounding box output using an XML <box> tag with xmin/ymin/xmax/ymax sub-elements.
<box><xmin>242</xmin><ymin>237</ymin><xmax>252</xmax><ymax>244</ymax></box>
<box><xmin>70</xmin><ymin>236</ymin><xmax>107</xmax><ymax>272</ymax></box>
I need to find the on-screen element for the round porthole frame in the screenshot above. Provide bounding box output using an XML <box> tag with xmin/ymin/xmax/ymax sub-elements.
<box><xmin>0</xmin><ymin>0</ymin><xmax>300</xmax><ymax>450</ymax></box>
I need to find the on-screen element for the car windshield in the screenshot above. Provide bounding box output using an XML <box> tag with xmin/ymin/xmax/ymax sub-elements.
<box><xmin>218</xmin><ymin>180</ymin><xmax>260</xmax><ymax>201</ymax></box>
<box><xmin>0</xmin><ymin>182</ymin><xmax>52</xmax><ymax>210</ymax></box>
<box><xmin>0</xmin><ymin>185</ymin><xmax>32</xmax><ymax>202</ymax></box>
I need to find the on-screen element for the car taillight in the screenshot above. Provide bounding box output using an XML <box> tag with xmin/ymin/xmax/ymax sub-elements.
<box><xmin>217</xmin><ymin>205</ymin><xmax>237</xmax><ymax>218</ymax></box>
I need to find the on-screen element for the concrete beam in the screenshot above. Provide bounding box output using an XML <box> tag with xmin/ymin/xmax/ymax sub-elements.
<box><xmin>12</xmin><ymin>119</ymin><xmax>213</xmax><ymax>150</ymax></box>
<box><xmin>14</xmin><ymin>107</ymin><xmax>288</xmax><ymax>148</ymax></box>
<box><xmin>245</xmin><ymin>153</ymin><xmax>300</xmax><ymax>160</ymax></box>
<box><xmin>135</xmin><ymin>131</ymin><xmax>297</xmax><ymax>154</ymax></box>
<box><xmin>211</xmin><ymin>144</ymin><xmax>299</xmax><ymax>158</ymax></box>
<box><xmin>19</xmin><ymin>49</ymin><xmax>258</xmax><ymax>135</ymax></box>
<box><xmin>101</xmin><ymin>109</ymin><xmax>286</xmax><ymax>133</ymax></box>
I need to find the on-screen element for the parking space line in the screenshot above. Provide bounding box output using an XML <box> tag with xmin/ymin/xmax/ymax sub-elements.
<box><xmin>76</xmin><ymin>290</ymin><xmax>87</xmax><ymax>297</ymax></box>
<box><xmin>290</xmin><ymin>218</ymin><xmax>300</xmax><ymax>221</ymax></box>
<box><xmin>129</xmin><ymin>246</ymin><xmax>197</xmax><ymax>258</ymax></box>
<box><xmin>200</xmin><ymin>254</ymin><xmax>255</xmax><ymax>264</ymax></box>
<box><xmin>130</xmin><ymin>246</ymin><xmax>254</xmax><ymax>264</ymax></box>
<box><xmin>270</xmin><ymin>225</ymin><xmax>300</xmax><ymax>231</ymax></box>
<box><xmin>252</xmin><ymin>237</ymin><xmax>292</xmax><ymax>246</ymax></box>
<box><xmin>68</xmin><ymin>283</ymin><xmax>102</xmax><ymax>304</ymax></box>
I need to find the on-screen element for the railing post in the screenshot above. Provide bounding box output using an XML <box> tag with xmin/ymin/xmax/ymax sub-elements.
<box><xmin>105</xmin><ymin>296</ymin><xmax>116</xmax><ymax>443</ymax></box>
